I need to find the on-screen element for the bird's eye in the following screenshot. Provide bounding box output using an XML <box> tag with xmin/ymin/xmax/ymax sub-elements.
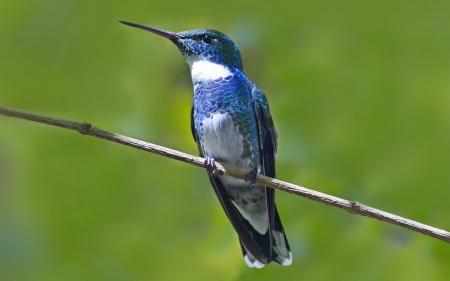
<box><xmin>201</xmin><ymin>35</ymin><xmax>216</xmax><ymax>45</ymax></box>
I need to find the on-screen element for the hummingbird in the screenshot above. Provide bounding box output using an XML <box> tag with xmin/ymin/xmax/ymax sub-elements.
<box><xmin>119</xmin><ymin>20</ymin><xmax>292</xmax><ymax>268</ymax></box>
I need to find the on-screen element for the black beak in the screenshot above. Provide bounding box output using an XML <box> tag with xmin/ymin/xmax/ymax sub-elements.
<box><xmin>118</xmin><ymin>20</ymin><xmax>180</xmax><ymax>40</ymax></box>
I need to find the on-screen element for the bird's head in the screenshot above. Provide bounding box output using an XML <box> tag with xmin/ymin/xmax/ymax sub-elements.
<box><xmin>119</xmin><ymin>21</ymin><xmax>243</xmax><ymax>76</ymax></box>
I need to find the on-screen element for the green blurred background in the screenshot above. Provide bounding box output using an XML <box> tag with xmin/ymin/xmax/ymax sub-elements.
<box><xmin>1</xmin><ymin>0</ymin><xmax>450</xmax><ymax>280</ymax></box>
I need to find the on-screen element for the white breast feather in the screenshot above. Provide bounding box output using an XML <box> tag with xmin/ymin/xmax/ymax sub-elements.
<box><xmin>187</xmin><ymin>55</ymin><xmax>233</xmax><ymax>83</ymax></box>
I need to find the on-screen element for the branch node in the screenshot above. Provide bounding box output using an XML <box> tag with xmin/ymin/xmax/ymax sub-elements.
<box><xmin>350</xmin><ymin>201</ymin><xmax>361</xmax><ymax>213</ymax></box>
<box><xmin>79</xmin><ymin>122</ymin><xmax>92</xmax><ymax>135</ymax></box>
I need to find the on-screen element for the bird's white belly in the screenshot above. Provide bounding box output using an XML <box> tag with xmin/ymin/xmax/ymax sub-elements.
<box><xmin>201</xmin><ymin>112</ymin><xmax>250</xmax><ymax>167</ymax></box>
<box><xmin>201</xmin><ymin>112</ymin><xmax>268</xmax><ymax>234</ymax></box>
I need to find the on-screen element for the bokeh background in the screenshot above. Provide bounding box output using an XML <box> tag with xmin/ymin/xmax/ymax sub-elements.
<box><xmin>1</xmin><ymin>1</ymin><xmax>450</xmax><ymax>280</ymax></box>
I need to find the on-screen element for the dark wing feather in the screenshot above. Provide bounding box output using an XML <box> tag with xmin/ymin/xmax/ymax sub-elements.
<box><xmin>250</xmin><ymin>83</ymin><xmax>277</xmax><ymax>261</ymax></box>
<box><xmin>250</xmin><ymin>83</ymin><xmax>278</xmax><ymax>177</ymax></box>
<box><xmin>251</xmin><ymin>83</ymin><xmax>291</xmax><ymax>264</ymax></box>
<box><xmin>207</xmin><ymin>174</ymin><xmax>268</xmax><ymax>264</ymax></box>
<box><xmin>191</xmin><ymin>105</ymin><xmax>200</xmax><ymax>151</ymax></box>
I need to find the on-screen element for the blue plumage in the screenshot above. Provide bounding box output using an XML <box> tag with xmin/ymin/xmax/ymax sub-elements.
<box><xmin>119</xmin><ymin>20</ymin><xmax>291</xmax><ymax>268</ymax></box>
<box><xmin>193</xmin><ymin>71</ymin><xmax>260</xmax><ymax>165</ymax></box>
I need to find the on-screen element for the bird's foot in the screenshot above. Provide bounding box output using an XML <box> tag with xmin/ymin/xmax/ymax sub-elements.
<box><xmin>245</xmin><ymin>167</ymin><xmax>259</xmax><ymax>188</ymax></box>
<box><xmin>203</xmin><ymin>156</ymin><xmax>216</xmax><ymax>173</ymax></box>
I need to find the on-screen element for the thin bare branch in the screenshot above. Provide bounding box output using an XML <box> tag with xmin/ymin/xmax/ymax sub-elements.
<box><xmin>1</xmin><ymin>105</ymin><xmax>449</xmax><ymax>243</ymax></box>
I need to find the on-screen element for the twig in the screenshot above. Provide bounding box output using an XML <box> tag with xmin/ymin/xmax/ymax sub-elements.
<box><xmin>1</xmin><ymin>105</ymin><xmax>449</xmax><ymax>243</ymax></box>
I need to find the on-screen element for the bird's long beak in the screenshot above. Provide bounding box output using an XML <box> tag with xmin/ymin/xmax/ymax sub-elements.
<box><xmin>118</xmin><ymin>20</ymin><xmax>180</xmax><ymax>40</ymax></box>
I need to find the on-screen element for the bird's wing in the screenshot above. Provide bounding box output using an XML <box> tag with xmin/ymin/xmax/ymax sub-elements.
<box><xmin>250</xmin><ymin>83</ymin><xmax>278</xmax><ymax>178</ymax></box>
<box><xmin>251</xmin><ymin>83</ymin><xmax>291</xmax><ymax>265</ymax></box>
<box><xmin>191</xmin><ymin>105</ymin><xmax>202</xmax><ymax>154</ymax></box>
<box><xmin>250</xmin><ymin>83</ymin><xmax>277</xmax><ymax>258</ymax></box>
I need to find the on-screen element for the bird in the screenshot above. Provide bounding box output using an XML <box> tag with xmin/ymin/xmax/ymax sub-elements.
<box><xmin>119</xmin><ymin>20</ymin><xmax>292</xmax><ymax>268</ymax></box>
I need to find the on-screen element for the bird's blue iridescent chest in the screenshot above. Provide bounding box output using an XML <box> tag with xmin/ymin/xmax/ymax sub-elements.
<box><xmin>192</xmin><ymin>71</ymin><xmax>260</xmax><ymax>167</ymax></box>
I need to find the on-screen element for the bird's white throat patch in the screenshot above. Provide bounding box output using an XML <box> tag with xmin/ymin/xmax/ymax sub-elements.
<box><xmin>186</xmin><ymin>56</ymin><xmax>233</xmax><ymax>83</ymax></box>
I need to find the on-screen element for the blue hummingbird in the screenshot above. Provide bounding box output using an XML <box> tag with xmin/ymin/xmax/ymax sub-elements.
<box><xmin>119</xmin><ymin>20</ymin><xmax>292</xmax><ymax>268</ymax></box>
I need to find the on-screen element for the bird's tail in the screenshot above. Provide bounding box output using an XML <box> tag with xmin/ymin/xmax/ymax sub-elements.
<box><xmin>241</xmin><ymin>206</ymin><xmax>292</xmax><ymax>268</ymax></box>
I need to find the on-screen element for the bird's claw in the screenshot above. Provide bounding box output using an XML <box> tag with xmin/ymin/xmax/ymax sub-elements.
<box><xmin>203</xmin><ymin>157</ymin><xmax>216</xmax><ymax>173</ymax></box>
<box><xmin>245</xmin><ymin>167</ymin><xmax>259</xmax><ymax>188</ymax></box>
